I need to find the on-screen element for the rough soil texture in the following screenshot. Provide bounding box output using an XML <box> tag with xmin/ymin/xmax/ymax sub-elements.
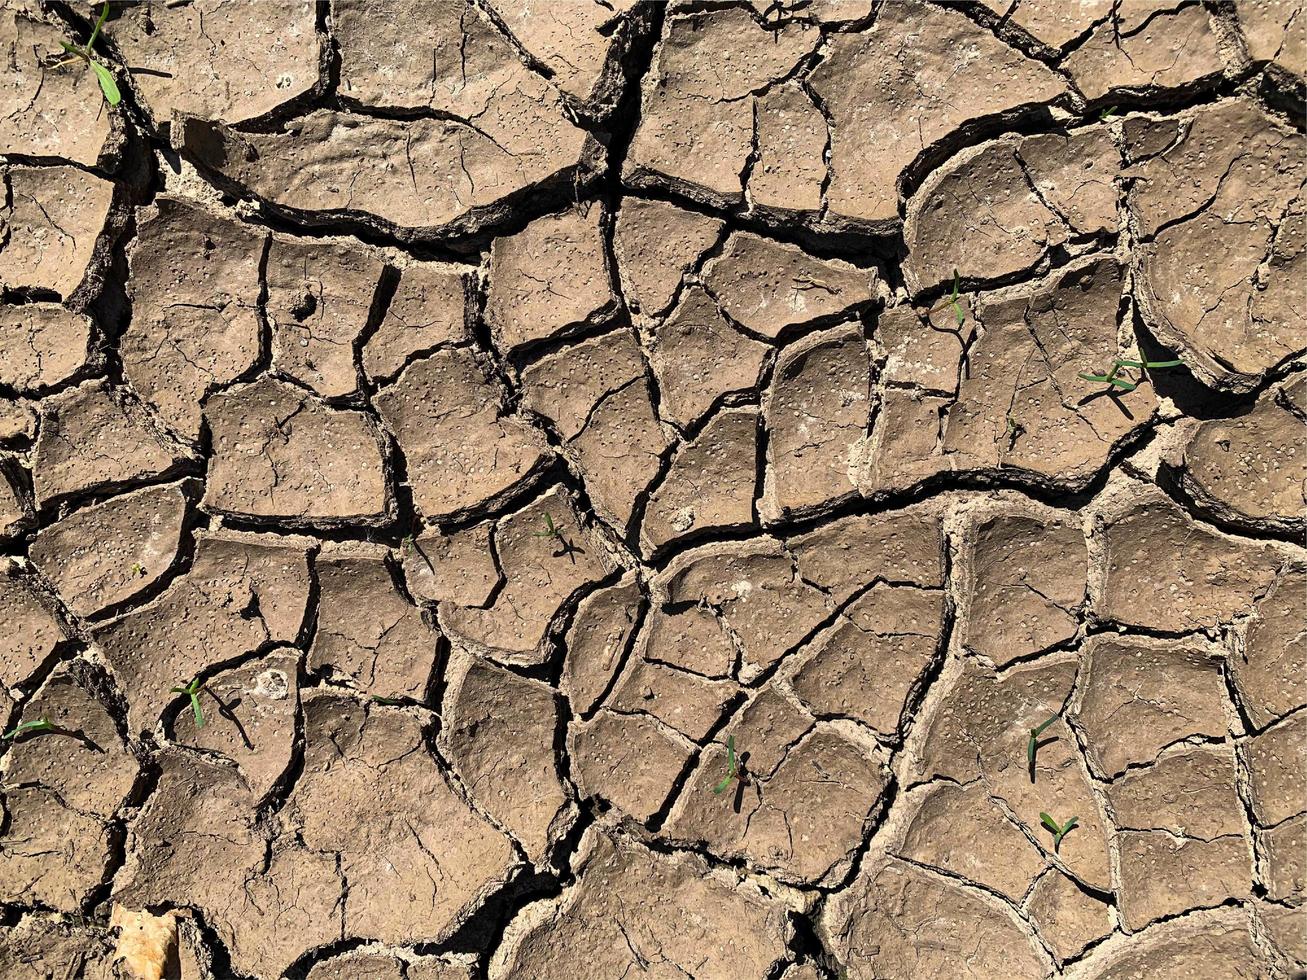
<box><xmin>1</xmin><ymin>1</ymin><xmax>1304</xmax><ymax>979</ymax></box>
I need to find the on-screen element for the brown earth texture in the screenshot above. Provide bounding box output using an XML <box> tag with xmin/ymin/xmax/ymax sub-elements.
<box><xmin>1</xmin><ymin>1</ymin><xmax>1305</xmax><ymax>978</ymax></box>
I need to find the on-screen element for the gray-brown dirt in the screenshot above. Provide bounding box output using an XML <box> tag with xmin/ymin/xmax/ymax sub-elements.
<box><xmin>1</xmin><ymin>1</ymin><xmax>1304</xmax><ymax>978</ymax></box>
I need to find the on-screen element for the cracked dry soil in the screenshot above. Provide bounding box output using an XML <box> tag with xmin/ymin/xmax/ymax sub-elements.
<box><xmin>0</xmin><ymin>0</ymin><xmax>1304</xmax><ymax>978</ymax></box>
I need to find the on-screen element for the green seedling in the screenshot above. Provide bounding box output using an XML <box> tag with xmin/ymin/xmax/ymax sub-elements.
<box><xmin>50</xmin><ymin>2</ymin><xmax>120</xmax><ymax>107</ymax></box>
<box><xmin>169</xmin><ymin>678</ymin><xmax>207</xmax><ymax>728</ymax></box>
<box><xmin>1040</xmin><ymin>812</ymin><xmax>1079</xmax><ymax>852</ymax></box>
<box><xmin>926</xmin><ymin>270</ymin><xmax>967</xmax><ymax>327</ymax></box>
<box><xmin>400</xmin><ymin>535</ymin><xmax>415</xmax><ymax>555</ymax></box>
<box><xmin>712</xmin><ymin>735</ymin><xmax>739</xmax><ymax>794</ymax></box>
<box><xmin>130</xmin><ymin>562</ymin><xmax>146</xmax><ymax>577</ymax></box>
<box><xmin>1027</xmin><ymin>713</ymin><xmax>1058</xmax><ymax>782</ymax></box>
<box><xmin>1078</xmin><ymin>357</ymin><xmax>1184</xmax><ymax>393</ymax></box>
<box><xmin>1099</xmin><ymin>105</ymin><xmax>1119</xmax><ymax>121</ymax></box>
<box><xmin>2</xmin><ymin>717</ymin><xmax>53</xmax><ymax>741</ymax></box>
<box><xmin>532</xmin><ymin>513</ymin><xmax>564</xmax><ymax>541</ymax></box>
<box><xmin>369</xmin><ymin>695</ymin><xmax>403</xmax><ymax>706</ymax></box>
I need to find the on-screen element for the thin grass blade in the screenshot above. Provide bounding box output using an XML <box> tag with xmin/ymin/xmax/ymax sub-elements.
<box><xmin>90</xmin><ymin>60</ymin><xmax>120</xmax><ymax>105</ymax></box>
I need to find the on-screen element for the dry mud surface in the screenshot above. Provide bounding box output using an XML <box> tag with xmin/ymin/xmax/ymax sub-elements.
<box><xmin>1</xmin><ymin>1</ymin><xmax>1305</xmax><ymax>978</ymax></box>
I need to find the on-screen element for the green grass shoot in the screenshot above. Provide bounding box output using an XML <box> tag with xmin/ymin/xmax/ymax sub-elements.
<box><xmin>1040</xmin><ymin>812</ymin><xmax>1079</xmax><ymax>852</ymax></box>
<box><xmin>1027</xmin><ymin>713</ymin><xmax>1058</xmax><ymax>781</ymax></box>
<box><xmin>51</xmin><ymin>2</ymin><xmax>120</xmax><ymax>107</ymax></box>
<box><xmin>170</xmin><ymin>678</ymin><xmax>206</xmax><ymax>728</ymax></box>
<box><xmin>1078</xmin><ymin>357</ymin><xmax>1184</xmax><ymax>392</ymax></box>
<box><xmin>532</xmin><ymin>513</ymin><xmax>563</xmax><ymax>541</ymax></box>
<box><xmin>949</xmin><ymin>269</ymin><xmax>965</xmax><ymax>326</ymax></box>
<box><xmin>369</xmin><ymin>695</ymin><xmax>403</xmax><ymax>706</ymax></box>
<box><xmin>712</xmin><ymin>734</ymin><xmax>738</xmax><ymax>794</ymax></box>
<box><xmin>2</xmin><ymin>716</ymin><xmax>52</xmax><ymax>741</ymax></box>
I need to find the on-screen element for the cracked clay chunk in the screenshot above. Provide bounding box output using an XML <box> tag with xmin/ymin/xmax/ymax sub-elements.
<box><xmin>307</xmin><ymin>951</ymin><xmax>473</xmax><ymax>980</ymax></box>
<box><xmin>483</xmin><ymin>0</ymin><xmax>638</xmax><ymax>108</ymax></box>
<box><xmin>174</xmin><ymin>26</ymin><xmax>592</xmax><ymax>240</ymax></box>
<box><xmin>490</xmin><ymin>829</ymin><xmax>793</xmax><ymax>980</ymax></box>
<box><xmin>309</xmin><ymin>542</ymin><xmax>437</xmax><ymax>699</ymax></box>
<box><xmin>0</xmin><ymin>668</ymin><xmax>135</xmax><ymax>912</ymax></box>
<box><xmin>442</xmin><ymin>655</ymin><xmax>574</xmax><ymax>864</ymax></box>
<box><xmin>932</xmin><ymin>258</ymin><xmax>1154</xmax><ymax>488</ymax></box>
<box><xmin>904</xmin><ymin>125</ymin><xmax>1119</xmax><ymax>293</ymax></box>
<box><xmin>1064</xmin><ymin>2</ymin><xmax>1223</xmax><ymax>101</ymax></box>
<box><xmin>961</xmin><ymin>510</ymin><xmax>1087</xmax><ymax>666</ymax></box>
<box><xmin>204</xmin><ymin>376</ymin><xmax>389</xmax><ymax>526</ymax></box>
<box><xmin>606</xmin><ymin>656</ymin><xmax>739</xmax><ymax>742</ymax></box>
<box><xmin>1131</xmin><ymin>99</ymin><xmax>1307</xmax><ymax>390</ymax></box>
<box><xmin>788</xmin><ymin>583</ymin><xmax>945</xmax><ymax>737</ymax></box>
<box><xmin>1072</xmin><ymin>636</ymin><xmax>1228</xmax><ymax>778</ymax></box>
<box><xmin>1238</xmin><ymin>0</ymin><xmax>1307</xmax><ymax>76</ymax></box>
<box><xmin>649</xmin><ymin>285</ymin><xmax>771</xmax><ymax>431</ymax></box>
<box><xmin>1175</xmin><ymin>386</ymin><xmax>1307</xmax><ymax>531</ymax></box>
<box><xmin>1232</xmin><ymin>563</ymin><xmax>1307</xmax><ymax>729</ymax></box>
<box><xmin>287</xmin><ymin>694</ymin><xmax>518</xmax><ymax>948</ymax></box>
<box><xmin>624</xmin><ymin>7</ymin><xmax>820</xmax><ymax>205</ymax></box>
<box><xmin>613</xmin><ymin>197</ymin><xmax>724</xmax><ymax>320</ymax></box>
<box><xmin>437</xmin><ymin>487</ymin><xmax>614</xmax><ymax>665</ymax></box>
<box><xmin>1245</xmin><ymin>713</ymin><xmax>1307</xmax><ymax>827</ymax></box>
<box><xmin>363</xmin><ymin>261</ymin><xmax>470</xmax><ymax>383</ymax></box>
<box><xmin>808</xmin><ymin>0</ymin><xmax>1065</xmax><ymax>227</ymax></box>
<box><xmin>560</xmin><ymin>576</ymin><xmax>643</xmax><ymax>716</ymax></box>
<box><xmin>92</xmin><ymin>528</ymin><xmax>311</xmax><ymax>734</ymax></box>
<box><xmin>785</xmin><ymin>507</ymin><xmax>946</xmax><ymax>602</ymax></box>
<box><xmin>521</xmin><ymin>329</ymin><xmax>668</xmax><ymax>531</ymax></box>
<box><xmin>568</xmin><ymin>709</ymin><xmax>693</xmax><ymax>823</ymax></box>
<box><xmin>1116</xmin><ymin>830</ymin><xmax>1252</xmax><ymax>931</ymax></box>
<box><xmin>0</xmin><ymin>563</ymin><xmax>65</xmax><ymax>687</ymax></box>
<box><xmin>749</xmin><ymin>82</ymin><xmax>827</xmax><ymax>214</ymax></box>
<box><xmin>374</xmin><ymin>349</ymin><xmax>547</xmax><ymax>521</ymax></box>
<box><xmin>820</xmin><ymin>857</ymin><xmax>1046</xmax><ymax>978</ymax></box>
<box><xmin>703</xmin><ymin>233</ymin><xmax>877</xmax><ymax>338</ymax></box>
<box><xmin>667</xmin><ymin>708</ymin><xmax>890</xmax><ymax>885</ymax></box>
<box><xmin>30</xmin><ymin>480</ymin><xmax>189</xmax><ymax>619</ymax></box>
<box><xmin>1025</xmin><ymin>868</ymin><xmax>1114</xmax><ymax>964</ymax></box>
<box><xmin>661</xmin><ymin>539</ymin><xmax>832</xmax><ymax>679</ymax></box>
<box><xmin>765</xmin><ymin>324</ymin><xmax>870</xmax><ymax>516</ymax></box>
<box><xmin>173</xmin><ymin>647</ymin><xmax>299</xmax><ymax>801</ymax></box>
<box><xmin>486</xmin><ymin>207</ymin><xmax>616</xmax><ymax>352</ymax></box>
<box><xmin>114</xmin><ymin>750</ymin><xmax>343</xmax><ymax>979</ymax></box>
<box><xmin>1074</xmin><ymin>907</ymin><xmax>1272</xmax><ymax>979</ymax></box>
<box><xmin>0</xmin><ymin>304</ymin><xmax>93</xmax><ymax>393</ymax></box>
<box><xmin>32</xmin><ymin>379</ymin><xmax>189</xmax><ymax>507</ymax></box>
<box><xmin>108</xmin><ymin>1</ymin><xmax>320</xmax><ymax>126</ymax></box>
<box><xmin>122</xmin><ymin>197</ymin><xmax>267</xmax><ymax>442</ymax></box>
<box><xmin>0</xmin><ymin>8</ymin><xmax>116</xmax><ymax>165</ymax></box>
<box><xmin>1098</xmin><ymin>483</ymin><xmax>1284</xmax><ymax>631</ymax></box>
<box><xmin>0</xmin><ymin>165</ymin><xmax>115</xmax><ymax>299</ymax></box>
<box><xmin>641</xmin><ymin>407</ymin><xmax>759</xmax><ymax>553</ymax></box>
<box><xmin>265</xmin><ymin>234</ymin><xmax>385</xmax><ymax>398</ymax></box>
<box><xmin>912</xmin><ymin>655</ymin><xmax>1112</xmax><ymax>892</ymax></box>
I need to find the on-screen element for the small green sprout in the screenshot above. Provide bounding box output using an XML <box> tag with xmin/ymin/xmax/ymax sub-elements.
<box><xmin>1099</xmin><ymin>105</ymin><xmax>1118</xmax><ymax>121</ymax></box>
<box><xmin>926</xmin><ymin>270</ymin><xmax>967</xmax><ymax>327</ymax></box>
<box><xmin>130</xmin><ymin>562</ymin><xmax>146</xmax><ymax>577</ymax></box>
<box><xmin>400</xmin><ymin>535</ymin><xmax>415</xmax><ymax>554</ymax></box>
<box><xmin>1028</xmin><ymin>713</ymin><xmax>1059</xmax><ymax>781</ymax></box>
<box><xmin>169</xmin><ymin>678</ymin><xmax>207</xmax><ymax>728</ymax></box>
<box><xmin>50</xmin><ymin>2</ymin><xmax>120</xmax><ymax>107</ymax></box>
<box><xmin>369</xmin><ymin>695</ymin><xmax>403</xmax><ymax>706</ymax></box>
<box><xmin>2</xmin><ymin>717</ymin><xmax>53</xmax><ymax>741</ymax></box>
<box><xmin>532</xmin><ymin>513</ymin><xmax>563</xmax><ymax>541</ymax></box>
<box><xmin>712</xmin><ymin>735</ymin><xmax>739</xmax><ymax>795</ymax></box>
<box><xmin>1040</xmin><ymin>812</ymin><xmax>1080</xmax><ymax>852</ymax></box>
<box><xmin>1078</xmin><ymin>357</ymin><xmax>1184</xmax><ymax>393</ymax></box>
